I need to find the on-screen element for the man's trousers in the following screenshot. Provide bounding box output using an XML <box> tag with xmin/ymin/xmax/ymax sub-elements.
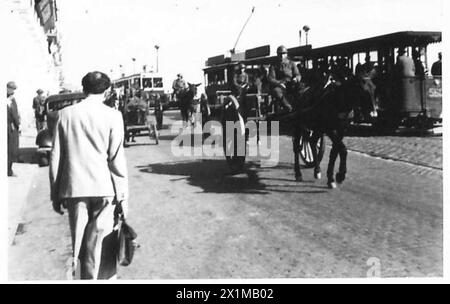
<box><xmin>66</xmin><ymin>197</ymin><xmax>117</xmax><ymax>280</ymax></box>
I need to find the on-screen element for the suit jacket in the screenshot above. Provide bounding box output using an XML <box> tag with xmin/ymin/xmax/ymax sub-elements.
<box><xmin>49</xmin><ymin>94</ymin><xmax>128</xmax><ymax>202</ymax></box>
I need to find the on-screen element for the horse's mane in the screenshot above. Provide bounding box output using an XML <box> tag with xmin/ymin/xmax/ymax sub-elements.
<box><xmin>293</xmin><ymin>79</ymin><xmax>357</xmax><ymax>120</ymax></box>
<box><xmin>179</xmin><ymin>85</ymin><xmax>196</xmax><ymax>106</ymax></box>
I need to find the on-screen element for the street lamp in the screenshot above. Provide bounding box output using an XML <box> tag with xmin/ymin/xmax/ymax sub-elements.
<box><xmin>154</xmin><ymin>45</ymin><xmax>160</xmax><ymax>73</ymax></box>
<box><xmin>131</xmin><ymin>57</ymin><xmax>136</xmax><ymax>74</ymax></box>
<box><xmin>119</xmin><ymin>64</ymin><xmax>124</xmax><ymax>77</ymax></box>
<box><xmin>303</xmin><ymin>25</ymin><xmax>310</xmax><ymax>45</ymax></box>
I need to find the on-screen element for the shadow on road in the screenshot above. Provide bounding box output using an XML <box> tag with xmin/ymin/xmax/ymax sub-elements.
<box><xmin>138</xmin><ymin>159</ymin><xmax>328</xmax><ymax>195</ymax></box>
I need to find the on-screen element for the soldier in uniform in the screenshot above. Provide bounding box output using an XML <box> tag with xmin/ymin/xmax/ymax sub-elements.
<box><xmin>231</xmin><ymin>62</ymin><xmax>250</xmax><ymax>117</ymax></box>
<box><xmin>268</xmin><ymin>45</ymin><xmax>301</xmax><ymax>113</ymax></box>
<box><xmin>232</xmin><ymin>62</ymin><xmax>250</xmax><ymax>99</ymax></box>
<box><xmin>172</xmin><ymin>73</ymin><xmax>187</xmax><ymax>102</ymax></box>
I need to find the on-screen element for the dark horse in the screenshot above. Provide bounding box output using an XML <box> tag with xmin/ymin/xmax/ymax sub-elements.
<box><xmin>178</xmin><ymin>83</ymin><xmax>200</xmax><ymax>126</ymax></box>
<box><xmin>290</xmin><ymin>78</ymin><xmax>362</xmax><ymax>189</ymax></box>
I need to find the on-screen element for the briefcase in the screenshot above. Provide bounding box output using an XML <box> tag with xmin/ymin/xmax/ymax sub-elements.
<box><xmin>116</xmin><ymin>218</ymin><xmax>139</xmax><ymax>266</ymax></box>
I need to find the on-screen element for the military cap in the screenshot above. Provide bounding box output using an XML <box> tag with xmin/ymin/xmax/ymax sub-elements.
<box><xmin>277</xmin><ymin>45</ymin><xmax>288</xmax><ymax>54</ymax></box>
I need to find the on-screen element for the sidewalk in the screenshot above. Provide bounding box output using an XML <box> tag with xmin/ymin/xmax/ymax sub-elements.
<box><xmin>8</xmin><ymin>127</ymin><xmax>73</xmax><ymax>281</ymax></box>
<box><xmin>8</xmin><ymin>127</ymin><xmax>39</xmax><ymax>245</ymax></box>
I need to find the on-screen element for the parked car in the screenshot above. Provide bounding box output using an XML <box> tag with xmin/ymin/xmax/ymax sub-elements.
<box><xmin>35</xmin><ymin>92</ymin><xmax>87</xmax><ymax>166</ymax></box>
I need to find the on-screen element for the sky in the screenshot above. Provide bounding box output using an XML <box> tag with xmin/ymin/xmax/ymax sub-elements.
<box><xmin>56</xmin><ymin>0</ymin><xmax>444</xmax><ymax>91</ymax></box>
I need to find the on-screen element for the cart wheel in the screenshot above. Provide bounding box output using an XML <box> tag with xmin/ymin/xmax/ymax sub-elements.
<box><xmin>299</xmin><ymin>131</ymin><xmax>325</xmax><ymax>168</ymax></box>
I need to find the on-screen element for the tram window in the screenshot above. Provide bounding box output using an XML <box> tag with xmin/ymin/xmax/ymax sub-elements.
<box><xmin>153</xmin><ymin>77</ymin><xmax>163</xmax><ymax>88</ymax></box>
<box><xmin>143</xmin><ymin>78</ymin><xmax>152</xmax><ymax>88</ymax></box>
<box><xmin>369</xmin><ymin>51</ymin><xmax>378</xmax><ymax>64</ymax></box>
<box><xmin>133</xmin><ymin>78</ymin><xmax>141</xmax><ymax>88</ymax></box>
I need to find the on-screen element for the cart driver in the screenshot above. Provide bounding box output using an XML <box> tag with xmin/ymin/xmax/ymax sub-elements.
<box><xmin>268</xmin><ymin>45</ymin><xmax>301</xmax><ymax>113</ymax></box>
<box><xmin>231</xmin><ymin>62</ymin><xmax>250</xmax><ymax>118</ymax></box>
<box><xmin>232</xmin><ymin>62</ymin><xmax>250</xmax><ymax>101</ymax></box>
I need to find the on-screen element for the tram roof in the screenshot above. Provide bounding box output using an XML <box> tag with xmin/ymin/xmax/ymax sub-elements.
<box><xmin>203</xmin><ymin>31</ymin><xmax>441</xmax><ymax>71</ymax></box>
<box><xmin>309</xmin><ymin>31</ymin><xmax>442</xmax><ymax>57</ymax></box>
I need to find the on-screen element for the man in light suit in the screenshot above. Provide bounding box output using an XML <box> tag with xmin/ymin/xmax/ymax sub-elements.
<box><xmin>50</xmin><ymin>71</ymin><xmax>128</xmax><ymax>280</ymax></box>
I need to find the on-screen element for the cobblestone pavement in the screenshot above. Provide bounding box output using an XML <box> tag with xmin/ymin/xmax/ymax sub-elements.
<box><xmin>342</xmin><ymin>135</ymin><xmax>442</xmax><ymax>170</ymax></box>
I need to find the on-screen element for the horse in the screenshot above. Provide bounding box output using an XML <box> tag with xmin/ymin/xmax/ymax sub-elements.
<box><xmin>178</xmin><ymin>83</ymin><xmax>200</xmax><ymax>126</ymax></box>
<box><xmin>289</xmin><ymin>78</ymin><xmax>363</xmax><ymax>189</ymax></box>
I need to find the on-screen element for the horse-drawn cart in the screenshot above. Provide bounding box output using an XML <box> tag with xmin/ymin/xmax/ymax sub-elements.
<box><xmin>124</xmin><ymin>101</ymin><xmax>159</xmax><ymax>145</ymax></box>
<box><xmin>212</xmin><ymin>89</ymin><xmax>325</xmax><ymax>173</ymax></box>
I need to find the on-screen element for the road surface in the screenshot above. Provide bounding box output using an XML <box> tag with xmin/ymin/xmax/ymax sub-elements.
<box><xmin>9</xmin><ymin>110</ymin><xmax>442</xmax><ymax>279</ymax></box>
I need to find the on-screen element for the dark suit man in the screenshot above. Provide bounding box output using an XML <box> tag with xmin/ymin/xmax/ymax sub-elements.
<box><xmin>7</xmin><ymin>81</ymin><xmax>20</xmax><ymax>177</ymax></box>
<box><xmin>50</xmin><ymin>71</ymin><xmax>129</xmax><ymax>279</ymax></box>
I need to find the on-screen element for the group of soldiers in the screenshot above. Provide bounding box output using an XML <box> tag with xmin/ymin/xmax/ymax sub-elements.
<box><xmin>230</xmin><ymin>45</ymin><xmax>310</xmax><ymax>118</ymax></box>
<box><xmin>228</xmin><ymin>44</ymin><xmax>443</xmax><ymax>122</ymax></box>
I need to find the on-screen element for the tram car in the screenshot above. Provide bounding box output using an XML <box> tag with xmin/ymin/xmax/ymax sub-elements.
<box><xmin>202</xmin><ymin>31</ymin><xmax>442</xmax><ymax>172</ymax></box>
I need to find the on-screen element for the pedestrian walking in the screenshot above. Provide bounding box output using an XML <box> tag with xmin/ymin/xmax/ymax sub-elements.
<box><xmin>7</xmin><ymin>81</ymin><xmax>20</xmax><ymax>177</ymax></box>
<box><xmin>33</xmin><ymin>89</ymin><xmax>46</xmax><ymax>131</ymax></box>
<box><xmin>49</xmin><ymin>71</ymin><xmax>129</xmax><ymax>280</ymax></box>
<box><xmin>154</xmin><ymin>93</ymin><xmax>164</xmax><ymax>130</ymax></box>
